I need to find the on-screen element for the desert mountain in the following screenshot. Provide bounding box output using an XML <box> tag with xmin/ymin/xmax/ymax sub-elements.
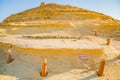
<box><xmin>1</xmin><ymin>2</ymin><xmax>120</xmax><ymax>40</ymax></box>
<box><xmin>3</xmin><ymin>2</ymin><xmax>120</xmax><ymax>24</ymax></box>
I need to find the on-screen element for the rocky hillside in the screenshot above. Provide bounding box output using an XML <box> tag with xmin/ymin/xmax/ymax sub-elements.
<box><xmin>1</xmin><ymin>2</ymin><xmax>120</xmax><ymax>40</ymax></box>
<box><xmin>3</xmin><ymin>2</ymin><xmax>120</xmax><ymax>24</ymax></box>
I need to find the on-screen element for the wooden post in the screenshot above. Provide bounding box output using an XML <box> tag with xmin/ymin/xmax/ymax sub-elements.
<box><xmin>118</xmin><ymin>54</ymin><xmax>120</xmax><ymax>59</ymax></box>
<box><xmin>97</xmin><ymin>59</ymin><xmax>105</xmax><ymax>76</ymax></box>
<box><xmin>7</xmin><ymin>49</ymin><xmax>13</xmax><ymax>64</ymax></box>
<box><xmin>94</xmin><ymin>30</ymin><xmax>97</xmax><ymax>36</ymax></box>
<box><xmin>40</xmin><ymin>58</ymin><xmax>48</xmax><ymax>76</ymax></box>
<box><xmin>106</xmin><ymin>38</ymin><xmax>111</xmax><ymax>45</ymax></box>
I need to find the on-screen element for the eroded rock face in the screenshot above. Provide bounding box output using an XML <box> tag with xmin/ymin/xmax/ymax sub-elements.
<box><xmin>3</xmin><ymin>2</ymin><xmax>120</xmax><ymax>25</ymax></box>
<box><xmin>1</xmin><ymin>2</ymin><xmax>120</xmax><ymax>41</ymax></box>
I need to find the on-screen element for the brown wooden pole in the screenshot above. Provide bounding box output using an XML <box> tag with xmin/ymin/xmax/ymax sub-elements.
<box><xmin>94</xmin><ymin>30</ymin><xmax>97</xmax><ymax>36</ymax></box>
<box><xmin>7</xmin><ymin>49</ymin><xmax>13</xmax><ymax>64</ymax></box>
<box><xmin>97</xmin><ymin>59</ymin><xmax>105</xmax><ymax>76</ymax></box>
<box><xmin>118</xmin><ymin>54</ymin><xmax>120</xmax><ymax>59</ymax></box>
<box><xmin>106</xmin><ymin>38</ymin><xmax>111</xmax><ymax>45</ymax></box>
<box><xmin>40</xmin><ymin>58</ymin><xmax>48</xmax><ymax>76</ymax></box>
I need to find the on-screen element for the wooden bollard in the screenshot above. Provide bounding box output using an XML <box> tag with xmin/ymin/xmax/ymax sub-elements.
<box><xmin>94</xmin><ymin>30</ymin><xmax>97</xmax><ymax>36</ymax></box>
<box><xmin>97</xmin><ymin>59</ymin><xmax>105</xmax><ymax>76</ymax></box>
<box><xmin>40</xmin><ymin>58</ymin><xmax>48</xmax><ymax>76</ymax></box>
<box><xmin>106</xmin><ymin>38</ymin><xmax>111</xmax><ymax>45</ymax></box>
<box><xmin>118</xmin><ymin>54</ymin><xmax>120</xmax><ymax>59</ymax></box>
<box><xmin>7</xmin><ymin>49</ymin><xmax>14</xmax><ymax>64</ymax></box>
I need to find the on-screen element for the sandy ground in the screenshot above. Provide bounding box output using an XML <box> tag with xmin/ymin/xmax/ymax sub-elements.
<box><xmin>0</xmin><ymin>35</ymin><xmax>102</xmax><ymax>49</ymax></box>
<box><xmin>0</xmin><ymin>34</ymin><xmax>120</xmax><ymax>80</ymax></box>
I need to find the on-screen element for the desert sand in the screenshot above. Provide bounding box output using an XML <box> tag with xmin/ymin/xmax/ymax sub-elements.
<box><xmin>0</xmin><ymin>33</ymin><xmax>120</xmax><ymax>80</ymax></box>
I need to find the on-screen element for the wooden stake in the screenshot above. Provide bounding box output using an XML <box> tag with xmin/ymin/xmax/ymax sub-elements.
<box><xmin>118</xmin><ymin>54</ymin><xmax>120</xmax><ymax>59</ymax></box>
<box><xmin>106</xmin><ymin>38</ymin><xmax>111</xmax><ymax>45</ymax></box>
<box><xmin>94</xmin><ymin>30</ymin><xmax>97</xmax><ymax>36</ymax></box>
<box><xmin>40</xmin><ymin>58</ymin><xmax>48</xmax><ymax>76</ymax></box>
<box><xmin>7</xmin><ymin>49</ymin><xmax>14</xmax><ymax>64</ymax></box>
<box><xmin>97</xmin><ymin>59</ymin><xmax>105</xmax><ymax>76</ymax></box>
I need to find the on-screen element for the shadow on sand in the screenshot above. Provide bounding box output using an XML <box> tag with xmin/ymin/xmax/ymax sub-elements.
<box><xmin>81</xmin><ymin>74</ymin><xmax>98</xmax><ymax>80</ymax></box>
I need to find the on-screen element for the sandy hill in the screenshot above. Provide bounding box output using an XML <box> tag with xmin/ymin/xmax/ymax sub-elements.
<box><xmin>3</xmin><ymin>2</ymin><xmax>120</xmax><ymax>24</ymax></box>
<box><xmin>1</xmin><ymin>2</ymin><xmax>119</xmax><ymax>40</ymax></box>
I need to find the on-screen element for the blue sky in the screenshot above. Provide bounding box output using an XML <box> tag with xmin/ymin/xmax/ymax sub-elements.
<box><xmin>0</xmin><ymin>0</ymin><xmax>120</xmax><ymax>22</ymax></box>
